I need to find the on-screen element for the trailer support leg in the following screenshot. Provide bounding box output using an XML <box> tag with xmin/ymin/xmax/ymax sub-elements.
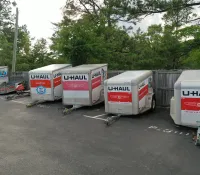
<box><xmin>195</xmin><ymin>121</ymin><xmax>200</xmax><ymax>146</ymax></box>
<box><xmin>105</xmin><ymin>114</ymin><xmax>121</xmax><ymax>126</ymax></box>
<box><xmin>63</xmin><ymin>105</ymin><xmax>82</xmax><ymax>115</ymax></box>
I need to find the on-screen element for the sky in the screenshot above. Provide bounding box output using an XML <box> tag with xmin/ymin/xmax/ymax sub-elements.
<box><xmin>15</xmin><ymin>0</ymin><xmax>163</xmax><ymax>40</ymax></box>
<box><xmin>16</xmin><ymin>0</ymin><xmax>66</xmax><ymax>40</ymax></box>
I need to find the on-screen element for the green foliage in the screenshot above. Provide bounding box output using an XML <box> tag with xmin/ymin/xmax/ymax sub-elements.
<box><xmin>1</xmin><ymin>0</ymin><xmax>200</xmax><ymax>72</ymax></box>
<box><xmin>51</xmin><ymin>14</ymin><xmax>132</xmax><ymax>69</ymax></box>
<box><xmin>183</xmin><ymin>49</ymin><xmax>200</xmax><ymax>68</ymax></box>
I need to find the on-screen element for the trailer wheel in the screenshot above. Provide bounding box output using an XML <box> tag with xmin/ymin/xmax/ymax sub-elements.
<box><xmin>151</xmin><ymin>96</ymin><xmax>156</xmax><ymax>111</ymax></box>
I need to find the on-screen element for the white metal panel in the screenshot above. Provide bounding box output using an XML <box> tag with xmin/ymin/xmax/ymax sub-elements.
<box><xmin>105</xmin><ymin>84</ymin><xmax>133</xmax><ymax>114</ymax></box>
<box><xmin>62</xmin><ymin>64</ymin><xmax>108</xmax><ymax>106</ymax></box>
<box><xmin>29</xmin><ymin>64</ymin><xmax>71</xmax><ymax>74</ymax></box>
<box><xmin>172</xmin><ymin>70</ymin><xmax>200</xmax><ymax>127</ymax></box>
<box><xmin>0</xmin><ymin>66</ymin><xmax>8</xmax><ymax>83</ymax></box>
<box><xmin>62</xmin><ymin>73</ymin><xmax>90</xmax><ymax>105</ymax></box>
<box><xmin>29</xmin><ymin>64</ymin><xmax>71</xmax><ymax>101</ymax></box>
<box><xmin>138</xmin><ymin>77</ymin><xmax>150</xmax><ymax>112</ymax></box>
<box><xmin>105</xmin><ymin>70</ymin><xmax>152</xmax><ymax>85</ymax></box>
<box><xmin>104</xmin><ymin>71</ymin><xmax>153</xmax><ymax>115</ymax></box>
<box><xmin>175</xmin><ymin>70</ymin><xmax>200</xmax><ymax>90</ymax></box>
<box><xmin>29</xmin><ymin>73</ymin><xmax>53</xmax><ymax>101</ymax></box>
<box><xmin>91</xmin><ymin>65</ymin><xmax>107</xmax><ymax>104</ymax></box>
<box><xmin>180</xmin><ymin>81</ymin><xmax>200</xmax><ymax>127</ymax></box>
<box><xmin>30</xmin><ymin>87</ymin><xmax>53</xmax><ymax>101</ymax></box>
<box><xmin>63</xmin><ymin>64</ymin><xmax>108</xmax><ymax>74</ymax></box>
<box><xmin>53</xmin><ymin>70</ymin><xmax>63</xmax><ymax>100</ymax></box>
<box><xmin>174</xmin><ymin>88</ymin><xmax>181</xmax><ymax>125</ymax></box>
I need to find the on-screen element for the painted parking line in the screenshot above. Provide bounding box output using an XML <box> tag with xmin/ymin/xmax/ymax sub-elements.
<box><xmin>11</xmin><ymin>100</ymin><xmax>27</xmax><ymax>105</ymax></box>
<box><xmin>83</xmin><ymin>114</ymin><xmax>107</xmax><ymax>121</ymax></box>
<box><xmin>3</xmin><ymin>98</ymin><xmax>51</xmax><ymax>109</ymax></box>
<box><xmin>147</xmin><ymin>126</ymin><xmax>191</xmax><ymax>136</ymax></box>
<box><xmin>92</xmin><ymin>114</ymin><xmax>107</xmax><ymax>118</ymax></box>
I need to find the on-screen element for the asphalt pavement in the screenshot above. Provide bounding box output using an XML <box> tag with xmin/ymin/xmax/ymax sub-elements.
<box><xmin>0</xmin><ymin>97</ymin><xmax>199</xmax><ymax>175</ymax></box>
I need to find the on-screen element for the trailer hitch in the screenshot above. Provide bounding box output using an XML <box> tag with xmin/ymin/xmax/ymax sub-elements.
<box><xmin>105</xmin><ymin>114</ymin><xmax>121</xmax><ymax>126</ymax></box>
<box><xmin>63</xmin><ymin>105</ymin><xmax>82</xmax><ymax>115</ymax></box>
<box><xmin>26</xmin><ymin>100</ymin><xmax>45</xmax><ymax>108</ymax></box>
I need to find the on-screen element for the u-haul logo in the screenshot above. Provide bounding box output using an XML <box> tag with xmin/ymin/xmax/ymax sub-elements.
<box><xmin>30</xmin><ymin>74</ymin><xmax>50</xmax><ymax>79</ymax></box>
<box><xmin>108</xmin><ymin>87</ymin><xmax>131</xmax><ymax>91</ymax></box>
<box><xmin>64</xmin><ymin>75</ymin><xmax>88</xmax><ymax>81</ymax></box>
<box><xmin>182</xmin><ymin>90</ymin><xmax>200</xmax><ymax>97</ymax></box>
<box><xmin>54</xmin><ymin>72</ymin><xmax>61</xmax><ymax>78</ymax></box>
<box><xmin>92</xmin><ymin>71</ymin><xmax>101</xmax><ymax>79</ymax></box>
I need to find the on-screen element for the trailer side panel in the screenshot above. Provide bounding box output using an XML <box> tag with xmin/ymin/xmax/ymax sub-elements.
<box><xmin>53</xmin><ymin>70</ymin><xmax>63</xmax><ymax>100</ymax></box>
<box><xmin>91</xmin><ymin>65</ymin><xmax>107</xmax><ymax>104</ymax></box>
<box><xmin>62</xmin><ymin>74</ymin><xmax>90</xmax><ymax>105</ymax></box>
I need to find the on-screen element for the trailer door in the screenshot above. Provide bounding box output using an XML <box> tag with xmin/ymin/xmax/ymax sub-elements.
<box><xmin>29</xmin><ymin>73</ymin><xmax>52</xmax><ymax>100</ymax></box>
<box><xmin>181</xmin><ymin>81</ymin><xmax>200</xmax><ymax>126</ymax></box>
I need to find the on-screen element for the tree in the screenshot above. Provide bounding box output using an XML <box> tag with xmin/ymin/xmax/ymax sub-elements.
<box><xmin>114</xmin><ymin>0</ymin><xmax>200</xmax><ymax>25</ymax></box>
<box><xmin>0</xmin><ymin>0</ymin><xmax>14</xmax><ymax>69</ymax></box>
<box><xmin>51</xmin><ymin>13</ymin><xmax>133</xmax><ymax>69</ymax></box>
<box><xmin>28</xmin><ymin>38</ymin><xmax>55</xmax><ymax>69</ymax></box>
<box><xmin>0</xmin><ymin>0</ymin><xmax>13</xmax><ymax>31</ymax></box>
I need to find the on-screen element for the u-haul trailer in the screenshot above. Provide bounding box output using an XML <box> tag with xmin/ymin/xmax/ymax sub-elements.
<box><xmin>62</xmin><ymin>64</ymin><xmax>107</xmax><ymax>115</ymax></box>
<box><xmin>26</xmin><ymin>64</ymin><xmax>72</xmax><ymax>107</ymax></box>
<box><xmin>0</xmin><ymin>66</ymin><xmax>28</xmax><ymax>96</ymax></box>
<box><xmin>104</xmin><ymin>71</ymin><xmax>156</xmax><ymax>125</ymax></box>
<box><xmin>0</xmin><ymin>66</ymin><xmax>8</xmax><ymax>84</ymax></box>
<box><xmin>0</xmin><ymin>66</ymin><xmax>11</xmax><ymax>94</ymax></box>
<box><xmin>170</xmin><ymin>70</ymin><xmax>200</xmax><ymax>145</ymax></box>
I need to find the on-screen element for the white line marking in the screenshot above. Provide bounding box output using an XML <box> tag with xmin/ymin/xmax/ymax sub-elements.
<box><xmin>179</xmin><ymin>132</ymin><xmax>183</xmax><ymax>135</ymax></box>
<box><xmin>174</xmin><ymin>131</ymin><xmax>178</xmax><ymax>134</ymax></box>
<box><xmin>11</xmin><ymin>100</ymin><xmax>27</xmax><ymax>105</ymax></box>
<box><xmin>83</xmin><ymin>115</ymin><xmax>107</xmax><ymax>121</ymax></box>
<box><xmin>186</xmin><ymin>133</ymin><xmax>190</xmax><ymax>136</ymax></box>
<box><xmin>92</xmin><ymin>114</ymin><xmax>107</xmax><ymax>118</ymax></box>
<box><xmin>148</xmin><ymin>126</ymin><xmax>158</xmax><ymax>129</ymax></box>
<box><xmin>163</xmin><ymin>129</ymin><xmax>173</xmax><ymax>133</ymax></box>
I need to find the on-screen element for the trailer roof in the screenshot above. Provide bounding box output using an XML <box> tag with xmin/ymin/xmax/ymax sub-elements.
<box><xmin>62</xmin><ymin>64</ymin><xmax>107</xmax><ymax>73</ymax></box>
<box><xmin>177</xmin><ymin>70</ymin><xmax>200</xmax><ymax>81</ymax></box>
<box><xmin>105</xmin><ymin>70</ymin><xmax>152</xmax><ymax>85</ymax></box>
<box><xmin>29</xmin><ymin>64</ymin><xmax>71</xmax><ymax>74</ymax></box>
<box><xmin>175</xmin><ymin>70</ymin><xmax>200</xmax><ymax>89</ymax></box>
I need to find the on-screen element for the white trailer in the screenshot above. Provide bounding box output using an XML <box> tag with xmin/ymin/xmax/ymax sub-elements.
<box><xmin>62</xmin><ymin>64</ymin><xmax>107</xmax><ymax>114</ymax></box>
<box><xmin>170</xmin><ymin>70</ymin><xmax>200</xmax><ymax>146</ymax></box>
<box><xmin>0</xmin><ymin>66</ymin><xmax>8</xmax><ymax>84</ymax></box>
<box><xmin>104</xmin><ymin>71</ymin><xmax>155</xmax><ymax>123</ymax></box>
<box><xmin>27</xmin><ymin>64</ymin><xmax>71</xmax><ymax>107</ymax></box>
<box><xmin>170</xmin><ymin>70</ymin><xmax>200</xmax><ymax>128</ymax></box>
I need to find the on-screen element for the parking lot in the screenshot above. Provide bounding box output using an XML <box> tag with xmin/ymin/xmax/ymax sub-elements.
<box><xmin>0</xmin><ymin>95</ymin><xmax>200</xmax><ymax>175</ymax></box>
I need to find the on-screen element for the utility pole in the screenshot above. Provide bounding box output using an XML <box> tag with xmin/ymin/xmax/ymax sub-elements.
<box><xmin>12</xmin><ymin>7</ymin><xmax>19</xmax><ymax>73</ymax></box>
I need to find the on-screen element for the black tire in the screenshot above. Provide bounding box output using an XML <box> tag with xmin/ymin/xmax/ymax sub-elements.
<box><xmin>151</xmin><ymin>96</ymin><xmax>156</xmax><ymax>111</ymax></box>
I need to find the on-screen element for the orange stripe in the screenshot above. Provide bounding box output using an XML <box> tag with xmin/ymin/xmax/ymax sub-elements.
<box><xmin>30</xmin><ymin>80</ymin><xmax>51</xmax><ymax>88</ymax></box>
<box><xmin>108</xmin><ymin>92</ymin><xmax>132</xmax><ymax>103</ymax></box>
<box><xmin>139</xmin><ymin>84</ymin><xmax>148</xmax><ymax>101</ymax></box>
<box><xmin>54</xmin><ymin>76</ymin><xmax>61</xmax><ymax>87</ymax></box>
